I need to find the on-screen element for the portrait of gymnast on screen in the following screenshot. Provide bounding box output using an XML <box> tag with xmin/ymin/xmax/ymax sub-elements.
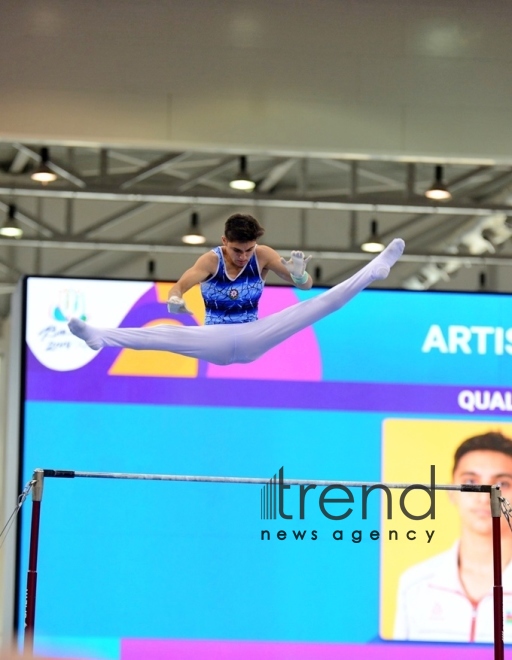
<box><xmin>393</xmin><ymin>431</ymin><xmax>512</xmax><ymax>643</ymax></box>
<box><xmin>68</xmin><ymin>213</ymin><xmax>405</xmax><ymax>366</ymax></box>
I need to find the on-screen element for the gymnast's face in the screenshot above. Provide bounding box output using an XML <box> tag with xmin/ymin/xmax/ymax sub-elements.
<box><xmin>449</xmin><ymin>450</ymin><xmax>512</xmax><ymax>536</ymax></box>
<box><xmin>222</xmin><ymin>238</ymin><xmax>257</xmax><ymax>268</ymax></box>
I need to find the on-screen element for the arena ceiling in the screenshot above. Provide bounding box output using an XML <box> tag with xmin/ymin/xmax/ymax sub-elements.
<box><xmin>2</xmin><ymin>139</ymin><xmax>512</xmax><ymax>317</ymax></box>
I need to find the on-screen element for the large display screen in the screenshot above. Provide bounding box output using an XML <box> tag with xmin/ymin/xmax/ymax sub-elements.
<box><xmin>16</xmin><ymin>276</ymin><xmax>512</xmax><ymax>659</ymax></box>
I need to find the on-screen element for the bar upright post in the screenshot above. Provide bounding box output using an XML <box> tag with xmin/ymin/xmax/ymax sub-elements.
<box><xmin>491</xmin><ymin>485</ymin><xmax>504</xmax><ymax>660</ymax></box>
<box><xmin>24</xmin><ymin>468</ymin><xmax>44</xmax><ymax>653</ymax></box>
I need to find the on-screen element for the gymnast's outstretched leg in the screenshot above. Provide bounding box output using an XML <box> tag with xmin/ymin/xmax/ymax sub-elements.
<box><xmin>233</xmin><ymin>238</ymin><xmax>405</xmax><ymax>363</ymax></box>
<box><xmin>68</xmin><ymin>319</ymin><xmax>237</xmax><ymax>365</ymax></box>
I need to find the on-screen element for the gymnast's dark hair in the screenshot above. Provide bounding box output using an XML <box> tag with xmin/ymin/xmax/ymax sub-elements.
<box><xmin>224</xmin><ymin>214</ymin><xmax>265</xmax><ymax>242</ymax></box>
<box><xmin>453</xmin><ymin>431</ymin><xmax>512</xmax><ymax>473</ymax></box>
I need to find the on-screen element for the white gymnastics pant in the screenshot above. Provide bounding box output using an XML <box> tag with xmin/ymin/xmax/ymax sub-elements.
<box><xmin>69</xmin><ymin>239</ymin><xmax>404</xmax><ymax>366</ymax></box>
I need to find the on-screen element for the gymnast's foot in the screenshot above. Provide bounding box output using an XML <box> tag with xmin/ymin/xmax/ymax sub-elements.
<box><xmin>68</xmin><ymin>318</ymin><xmax>104</xmax><ymax>351</ymax></box>
<box><xmin>369</xmin><ymin>238</ymin><xmax>405</xmax><ymax>280</ymax></box>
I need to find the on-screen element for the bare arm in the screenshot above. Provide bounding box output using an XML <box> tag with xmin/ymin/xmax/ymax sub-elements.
<box><xmin>168</xmin><ymin>251</ymin><xmax>218</xmax><ymax>299</ymax></box>
<box><xmin>258</xmin><ymin>245</ymin><xmax>313</xmax><ymax>290</ymax></box>
<box><xmin>167</xmin><ymin>251</ymin><xmax>218</xmax><ymax>313</ymax></box>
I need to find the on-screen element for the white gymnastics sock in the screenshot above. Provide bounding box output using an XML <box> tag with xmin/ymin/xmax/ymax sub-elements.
<box><xmin>68</xmin><ymin>318</ymin><xmax>105</xmax><ymax>350</ymax></box>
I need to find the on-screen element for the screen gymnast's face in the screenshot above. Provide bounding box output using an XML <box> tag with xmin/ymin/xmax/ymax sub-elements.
<box><xmin>449</xmin><ymin>449</ymin><xmax>512</xmax><ymax>536</ymax></box>
<box><xmin>221</xmin><ymin>238</ymin><xmax>257</xmax><ymax>269</ymax></box>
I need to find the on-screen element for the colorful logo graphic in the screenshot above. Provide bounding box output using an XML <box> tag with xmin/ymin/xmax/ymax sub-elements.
<box><xmin>51</xmin><ymin>289</ymin><xmax>87</xmax><ymax>322</ymax></box>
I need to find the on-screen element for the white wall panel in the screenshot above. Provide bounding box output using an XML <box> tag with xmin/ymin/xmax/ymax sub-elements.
<box><xmin>1</xmin><ymin>0</ymin><xmax>511</xmax><ymax>158</ymax></box>
<box><xmin>169</xmin><ymin>93</ymin><xmax>404</xmax><ymax>151</ymax></box>
<box><xmin>404</xmin><ymin>104</ymin><xmax>512</xmax><ymax>158</ymax></box>
<box><xmin>0</xmin><ymin>90</ymin><xmax>170</xmax><ymax>142</ymax></box>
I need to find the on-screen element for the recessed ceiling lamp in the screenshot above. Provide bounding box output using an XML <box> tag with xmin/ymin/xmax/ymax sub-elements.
<box><xmin>229</xmin><ymin>156</ymin><xmax>256</xmax><ymax>191</ymax></box>
<box><xmin>0</xmin><ymin>204</ymin><xmax>23</xmax><ymax>238</ymax></box>
<box><xmin>425</xmin><ymin>165</ymin><xmax>452</xmax><ymax>201</ymax></box>
<box><xmin>182</xmin><ymin>212</ymin><xmax>206</xmax><ymax>245</ymax></box>
<box><xmin>31</xmin><ymin>147</ymin><xmax>58</xmax><ymax>183</ymax></box>
<box><xmin>361</xmin><ymin>220</ymin><xmax>385</xmax><ymax>253</ymax></box>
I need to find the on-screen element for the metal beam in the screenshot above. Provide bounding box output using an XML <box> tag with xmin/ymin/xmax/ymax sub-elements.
<box><xmin>258</xmin><ymin>158</ymin><xmax>298</xmax><ymax>193</ymax></box>
<box><xmin>78</xmin><ymin>202</ymin><xmax>152</xmax><ymax>238</ymax></box>
<box><xmin>177</xmin><ymin>156</ymin><xmax>237</xmax><ymax>192</ymax></box>
<box><xmin>465</xmin><ymin>168</ymin><xmax>512</xmax><ymax>200</ymax></box>
<box><xmin>0</xmin><ymin>253</ymin><xmax>23</xmax><ymax>277</ymax></box>
<box><xmin>54</xmin><ymin>206</ymin><xmax>197</xmax><ymax>275</ymax></box>
<box><xmin>9</xmin><ymin>150</ymin><xmax>30</xmax><ymax>174</ymax></box>
<box><xmin>14</xmin><ymin>144</ymin><xmax>87</xmax><ymax>189</ymax></box>
<box><xmin>0</xmin><ymin>200</ymin><xmax>57</xmax><ymax>237</ymax></box>
<box><xmin>76</xmin><ymin>207</ymin><xmax>231</xmax><ymax>278</ymax></box>
<box><xmin>1</xmin><ymin>235</ymin><xmax>512</xmax><ymax>267</ymax></box>
<box><xmin>447</xmin><ymin>165</ymin><xmax>492</xmax><ymax>190</ymax></box>
<box><xmin>1</xmin><ymin>185</ymin><xmax>512</xmax><ymax>216</ymax></box>
<box><xmin>322</xmin><ymin>157</ymin><xmax>403</xmax><ymax>188</ymax></box>
<box><xmin>3</xmin><ymin>137</ymin><xmax>509</xmax><ymax>166</ymax></box>
<box><xmin>119</xmin><ymin>152</ymin><xmax>190</xmax><ymax>189</ymax></box>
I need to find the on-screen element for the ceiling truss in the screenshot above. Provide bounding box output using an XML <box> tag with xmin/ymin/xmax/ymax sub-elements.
<box><xmin>1</xmin><ymin>140</ymin><xmax>512</xmax><ymax>317</ymax></box>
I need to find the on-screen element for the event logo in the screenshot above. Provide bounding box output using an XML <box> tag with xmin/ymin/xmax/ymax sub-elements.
<box><xmin>51</xmin><ymin>289</ymin><xmax>87</xmax><ymax>323</ymax></box>
<box><xmin>26</xmin><ymin>286</ymin><xmax>94</xmax><ymax>371</ymax></box>
<box><xmin>260</xmin><ymin>466</ymin><xmax>436</xmax><ymax>544</ymax></box>
<box><xmin>26</xmin><ymin>278</ymin><xmax>154</xmax><ymax>372</ymax></box>
<box><xmin>422</xmin><ymin>324</ymin><xmax>512</xmax><ymax>355</ymax></box>
<box><xmin>35</xmin><ymin>289</ymin><xmax>89</xmax><ymax>352</ymax></box>
<box><xmin>32</xmin><ymin>289</ymin><xmax>88</xmax><ymax>354</ymax></box>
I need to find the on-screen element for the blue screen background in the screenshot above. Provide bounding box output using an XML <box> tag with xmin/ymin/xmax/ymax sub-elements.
<box><xmin>17</xmin><ymin>281</ymin><xmax>512</xmax><ymax>658</ymax></box>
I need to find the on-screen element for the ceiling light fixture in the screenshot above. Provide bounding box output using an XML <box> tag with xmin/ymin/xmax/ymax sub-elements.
<box><xmin>229</xmin><ymin>156</ymin><xmax>256</xmax><ymax>191</ymax></box>
<box><xmin>31</xmin><ymin>147</ymin><xmax>58</xmax><ymax>183</ymax></box>
<box><xmin>361</xmin><ymin>220</ymin><xmax>385</xmax><ymax>253</ymax></box>
<box><xmin>0</xmin><ymin>204</ymin><xmax>23</xmax><ymax>238</ymax></box>
<box><xmin>182</xmin><ymin>212</ymin><xmax>206</xmax><ymax>245</ymax></box>
<box><xmin>425</xmin><ymin>165</ymin><xmax>451</xmax><ymax>201</ymax></box>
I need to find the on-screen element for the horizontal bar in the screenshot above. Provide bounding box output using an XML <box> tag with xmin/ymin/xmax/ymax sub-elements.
<box><xmin>40</xmin><ymin>469</ymin><xmax>494</xmax><ymax>492</ymax></box>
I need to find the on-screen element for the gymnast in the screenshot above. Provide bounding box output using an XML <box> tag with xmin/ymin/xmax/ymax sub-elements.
<box><xmin>68</xmin><ymin>213</ymin><xmax>405</xmax><ymax>365</ymax></box>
